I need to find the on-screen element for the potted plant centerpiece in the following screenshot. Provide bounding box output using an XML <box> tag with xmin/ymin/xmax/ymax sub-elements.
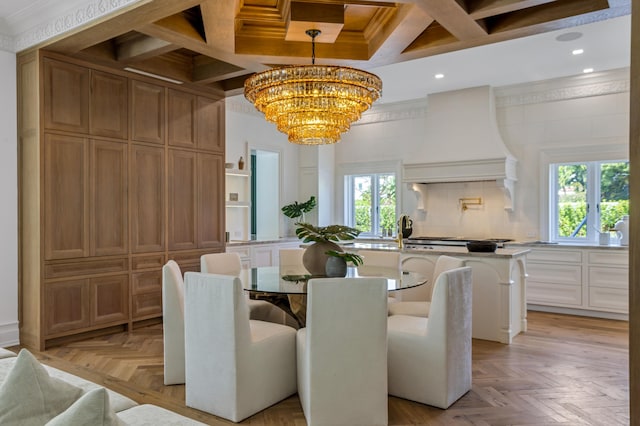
<box><xmin>295</xmin><ymin>223</ymin><xmax>361</xmax><ymax>275</ymax></box>
<box><xmin>281</xmin><ymin>196</ymin><xmax>317</xmax><ymax>224</ymax></box>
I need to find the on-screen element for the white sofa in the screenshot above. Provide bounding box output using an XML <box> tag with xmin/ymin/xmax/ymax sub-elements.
<box><xmin>0</xmin><ymin>347</ymin><xmax>205</xmax><ymax>425</ymax></box>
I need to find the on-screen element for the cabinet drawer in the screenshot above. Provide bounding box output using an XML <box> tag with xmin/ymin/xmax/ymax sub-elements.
<box><xmin>45</xmin><ymin>258</ymin><xmax>128</xmax><ymax>279</ymax></box>
<box><xmin>527</xmin><ymin>281</ymin><xmax>582</xmax><ymax>307</ymax></box>
<box><xmin>588</xmin><ymin>287</ymin><xmax>628</xmax><ymax>313</ymax></box>
<box><xmin>587</xmin><ymin>251</ymin><xmax>628</xmax><ymax>266</ymax></box>
<box><xmin>132</xmin><ymin>254</ymin><xmax>165</xmax><ymax>270</ymax></box>
<box><xmin>527</xmin><ymin>262</ymin><xmax>581</xmax><ymax>286</ymax></box>
<box><xmin>588</xmin><ymin>266</ymin><xmax>628</xmax><ymax>289</ymax></box>
<box><xmin>132</xmin><ymin>270</ymin><xmax>162</xmax><ymax>295</ymax></box>
<box><xmin>132</xmin><ymin>292</ymin><xmax>162</xmax><ymax>318</ymax></box>
<box><xmin>527</xmin><ymin>249</ymin><xmax>582</xmax><ymax>263</ymax></box>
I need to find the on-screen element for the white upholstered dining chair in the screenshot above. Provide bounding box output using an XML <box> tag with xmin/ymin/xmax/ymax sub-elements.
<box><xmin>297</xmin><ymin>277</ymin><xmax>389</xmax><ymax>425</ymax></box>
<box><xmin>201</xmin><ymin>252</ymin><xmax>288</xmax><ymax>324</ymax></box>
<box><xmin>162</xmin><ymin>260</ymin><xmax>186</xmax><ymax>385</ymax></box>
<box><xmin>357</xmin><ymin>250</ymin><xmax>401</xmax><ymax>306</ymax></box>
<box><xmin>387</xmin><ymin>266</ymin><xmax>472</xmax><ymax>409</ymax></box>
<box><xmin>388</xmin><ymin>255</ymin><xmax>465</xmax><ymax>317</ymax></box>
<box><xmin>184</xmin><ymin>272</ymin><xmax>297</xmax><ymax>422</ymax></box>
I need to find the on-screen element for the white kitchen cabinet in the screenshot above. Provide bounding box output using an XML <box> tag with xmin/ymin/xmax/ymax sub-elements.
<box><xmin>525</xmin><ymin>246</ymin><xmax>628</xmax><ymax>318</ymax></box>
<box><xmin>226</xmin><ymin>240</ymin><xmax>302</xmax><ymax>269</ymax></box>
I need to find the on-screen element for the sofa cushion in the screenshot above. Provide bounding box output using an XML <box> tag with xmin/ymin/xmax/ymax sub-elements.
<box><xmin>0</xmin><ymin>349</ymin><xmax>84</xmax><ymax>425</ymax></box>
<box><xmin>117</xmin><ymin>404</ymin><xmax>208</xmax><ymax>425</ymax></box>
<box><xmin>46</xmin><ymin>388</ymin><xmax>122</xmax><ymax>426</ymax></box>
<box><xmin>0</xmin><ymin>348</ymin><xmax>16</xmax><ymax>359</ymax></box>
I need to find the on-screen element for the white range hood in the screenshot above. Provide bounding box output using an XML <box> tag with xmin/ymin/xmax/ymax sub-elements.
<box><xmin>403</xmin><ymin>86</ymin><xmax>517</xmax><ymax>210</ymax></box>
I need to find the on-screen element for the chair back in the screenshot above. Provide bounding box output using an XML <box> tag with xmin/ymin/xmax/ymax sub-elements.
<box><xmin>427</xmin><ymin>266</ymin><xmax>473</xmax><ymax>370</ymax></box>
<box><xmin>201</xmin><ymin>252</ymin><xmax>242</xmax><ymax>275</ymax></box>
<box><xmin>301</xmin><ymin>277</ymin><xmax>388</xmax><ymax>424</ymax></box>
<box><xmin>162</xmin><ymin>260</ymin><xmax>185</xmax><ymax>385</ymax></box>
<box><xmin>184</xmin><ymin>273</ymin><xmax>251</xmax><ymax>392</ymax></box>
<box><xmin>430</xmin><ymin>255</ymin><xmax>465</xmax><ymax>300</ymax></box>
<box><xmin>398</xmin><ymin>255</ymin><xmax>436</xmax><ymax>301</ymax></box>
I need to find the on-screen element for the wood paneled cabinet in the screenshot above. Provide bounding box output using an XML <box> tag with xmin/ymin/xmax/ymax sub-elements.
<box><xmin>44</xmin><ymin>135</ymin><xmax>128</xmax><ymax>260</ymax></box>
<box><xmin>18</xmin><ymin>53</ymin><xmax>226</xmax><ymax>350</ymax></box>
<box><xmin>168</xmin><ymin>149</ymin><xmax>225</xmax><ymax>251</ymax></box>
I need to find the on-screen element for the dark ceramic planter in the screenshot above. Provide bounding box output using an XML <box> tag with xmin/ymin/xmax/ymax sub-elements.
<box><xmin>325</xmin><ymin>256</ymin><xmax>347</xmax><ymax>277</ymax></box>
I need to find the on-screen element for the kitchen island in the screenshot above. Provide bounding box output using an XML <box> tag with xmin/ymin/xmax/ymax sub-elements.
<box><xmin>345</xmin><ymin>242</ymin><xmax>530</xmax><ymax>344</ymax></box>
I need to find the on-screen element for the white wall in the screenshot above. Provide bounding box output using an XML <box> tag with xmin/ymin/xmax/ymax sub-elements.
<box><xmin>226</xmin><ymin>97</ymin><xmax>301</xmax><ymax>237</ymax></box>
<box><xmin>0</xmin><ymin>49</ymin><xmax>18</xmax><ymax>346</ymax></box>
<box><xmin>333</xmin><ymin>69</ymin><xmax>630</xmax><ymax>241</ymax></box>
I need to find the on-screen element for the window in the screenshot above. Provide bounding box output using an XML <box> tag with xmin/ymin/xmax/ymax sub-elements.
<box><xmin>550</xmin><ymin>160</ymin><xmax>629</xmax><ymax>242</ymax></box>
<box><xmin>345</xmin><ymin>173</ymin><xmax>396</xmax><ymax>237</ymax></box>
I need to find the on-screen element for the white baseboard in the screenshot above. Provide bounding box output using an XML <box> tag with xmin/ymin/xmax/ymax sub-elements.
<box><xmin>0</xmin><ymin>322</ymin><xmax>19</xmax><ymax>347</ymax></box>
<box><xmin>528</xmin><ymin>304</ymin><xmax>629</xmax><ymax>321</ymax></box>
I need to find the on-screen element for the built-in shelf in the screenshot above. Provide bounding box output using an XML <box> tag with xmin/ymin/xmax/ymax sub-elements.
<box><xmin>226</xmin><ymin>167</ymin><xmax>251</xmax><ymax>241</ymax></box>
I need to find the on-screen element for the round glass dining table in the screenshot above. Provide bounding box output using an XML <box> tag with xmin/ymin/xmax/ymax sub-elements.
<box><xmin>240</xmin><ymin>265</ymin><xmax>427</xmax><ymax>327</ymax></box>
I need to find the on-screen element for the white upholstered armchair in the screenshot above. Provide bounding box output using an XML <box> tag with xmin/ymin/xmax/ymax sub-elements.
<box><xmin>201</xmin><ymin>252</ymin><xmax>288</xmax><ymax>324</ymax></box>
<box><xmin>161</xmin><ymin>260</ymin><xmax>186</xmax><ymax>385</ymax></box>
<box><xmin>387</xmin><ymin>266</ymin><xmax>473</xmax><ymax>409</ymax></box>
<box><xmin>297</xmin><ymin>277</ymin><xmax>389</xmax><ymax>425</ymax></box>
<box><xmin>184</xmin><ymin>272</ymin><xmax>297</xmax><ymax>422</ymax></box>
<box><xmin>388</xmin><ymin>255</ymin><xmax>465</xmax><ymax>317</ymax></box>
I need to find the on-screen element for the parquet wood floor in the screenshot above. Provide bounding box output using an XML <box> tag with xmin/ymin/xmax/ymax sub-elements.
<box><xmin>12</xmin><ymin>311</ymin><xmax>629</xmax><ymax>425</ymax></box>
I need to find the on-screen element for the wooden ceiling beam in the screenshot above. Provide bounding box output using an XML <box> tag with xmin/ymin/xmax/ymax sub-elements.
<box><xmin>467</xmin><ymin>0</ymin><xmax>558</xmax><ymax>20</ymax></box>
<box><xmin>367</xmin><ymin>4</ymin><xmax>434</xmax><ymax>66</ymax></box>
<box><xmin>192</xmin><ymin>56</ymin><xmax>246</xmax><ymax>83</ymax></box>
<box><xmin>137</xmin><ymin>21</ymin><xmax>269</xmax><ymax>73</ymax></box>
<box><xmin>414</xmin><ymin>0</ymin><xmax>488</xmax><ymax>40</ymax></box>
<box><xmin>116</xmin><ymin>35</ymin><xmax>178</xmax><ymax>62</ymax></box>
<box><xmin>44</xmin><ymin>0</ymin><xmax>203</xmax><ymax>54</ymax></box>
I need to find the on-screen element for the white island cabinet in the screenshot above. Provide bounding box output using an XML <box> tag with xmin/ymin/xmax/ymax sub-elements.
<box><xmin>350</xmin><ymin>244</ymin><xmax>529</xmax><ymax>344</ymax></box>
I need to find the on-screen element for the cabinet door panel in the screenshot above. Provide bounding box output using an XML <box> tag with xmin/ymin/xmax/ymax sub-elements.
<box><xmin>90</xmin><ymin>71</ymin><xmax>128</xmax><ymax>139</ymax></box>
<box><xmin>197</xmin><ymin>97</ymin><xmax>224</xmax><ymax>152</ymax></box>
<box><xmin>44</xmin><ymin>134</ymin><xmax>89</xmax><ymax>260</ymax></box>
<box><xmin>198</xmin><ymin>153</ymin><xmax>224</xmax><ymax>248</ymax></box>
<box><xmin>131</xmin><ymin>80</ymin><xmax>164</xmax><ymax>144</ymax></box>
<box><xmin>45</xmin><ymin>279</ymin><xmax>90</xmax><ymax>335</ymax></box>
<box><xmin>168</xmin><ymin>150</ymin><xmax>197</xmax><ymax>250</ymax></box>
<box><xmin>132</xmin><ymin>292</ymin><xmax>162</xmax><ymax>318</ymax></box>
<box><xmin>130</xmin><ymin>144</ymin><xmax>165</xmax><ymax>252</ymax></box>
<box><xmin>91</xmin><ymin>274</ymin><xmax>129</xmax><ymax>325</ymax></box>
<box><xmin>43</xmin><ymin>59</ymin><xmax>89</xmax><ymax>133</ymax></box>
<box><xmin>168</xmin><ymin>89</ymin><xmax>196</xmax><ymax>148</ymax></box>
<box><xmin>91</xmin><ymin>140</ymin><xmax>128</xmax><ymax>256</ymax></box>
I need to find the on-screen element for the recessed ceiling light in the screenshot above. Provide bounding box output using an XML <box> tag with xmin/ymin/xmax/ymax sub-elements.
<box><xmin>556</xmin><ymin>31</ymin><xmax>583</xmax><ymax>42</ymax></box>
<box><xmin>572</xmin><ymin>49</ymin><xmax>584</xmax><ymax>55</ymax></box>
<box><xmin>583</xmin><ymin>68</ymin><xmax>594</xmax><ymax>74</ymax></box>
<box><xmin>434</xmin><ymin>73</ymin><xmax>444</xmax><ymax>79</ymax></box>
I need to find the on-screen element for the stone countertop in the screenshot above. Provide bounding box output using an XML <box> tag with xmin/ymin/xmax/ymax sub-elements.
<box><xmin>226</xmin><ymin>237</ymin><xmax>299</xmax><ymax>247</ymax></box>
<box><xmin>505</xmin><ymin>241</ymin><xmax>629</xmax><ymax>250</ymax></box>
<box><xmin>341</xmin><ymin>242</ymin><xmax>530</xmax><ymax>258</ymax></box>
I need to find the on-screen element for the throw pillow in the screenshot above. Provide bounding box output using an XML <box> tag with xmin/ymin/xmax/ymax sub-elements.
<box><xmin>0</xmin><ymin>349</ymin><xmax>84</xmax><ymax>426</ymax></box>
<box><xmin>46</xmin><ymin>388</ymin><xmax>122</xmax><ymax>426</ymax></box>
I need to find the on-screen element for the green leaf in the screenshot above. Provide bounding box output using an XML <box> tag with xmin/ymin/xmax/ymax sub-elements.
<box><xmin>294</xmin><ymin>222</ymin><xmax>361</xmax><ymax>243</ymax></box>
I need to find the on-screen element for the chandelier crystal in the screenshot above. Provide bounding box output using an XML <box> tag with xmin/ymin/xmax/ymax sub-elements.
<box><xmin>244</xmin><ymin>30</ymin><xmax>382</xmax><ymax>145</ymax></box>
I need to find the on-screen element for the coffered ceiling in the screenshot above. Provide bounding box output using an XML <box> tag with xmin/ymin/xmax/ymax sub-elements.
<box><xmin>31</xmin><ymin>0</ymin><xmax>631</xmax><ymax>98</ymax></box>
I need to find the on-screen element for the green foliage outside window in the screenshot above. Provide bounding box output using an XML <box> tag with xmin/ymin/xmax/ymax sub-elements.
<box><xmin>354</xmin><ymin>174</ymin><xmax>396</xmax><ymax>234</ymax></box>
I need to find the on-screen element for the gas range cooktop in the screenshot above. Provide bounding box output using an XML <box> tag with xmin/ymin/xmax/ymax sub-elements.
<box><xmin>405</xmin><ymin>236</ymin><xmax>513</xmax><ymax>247</ymax></box>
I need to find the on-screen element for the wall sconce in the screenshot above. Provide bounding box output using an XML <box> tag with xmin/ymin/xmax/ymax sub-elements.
<box><xmin>460</xmin><ymin>197</ymin><xmax>483</xmax><ymax>211</ymax></box>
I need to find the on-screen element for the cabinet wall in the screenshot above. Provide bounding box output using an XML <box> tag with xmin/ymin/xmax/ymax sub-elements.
<box><xmin>18</xmin><ymin>52</ymin><xmax>226</xmax><ymax>350</ymax></box>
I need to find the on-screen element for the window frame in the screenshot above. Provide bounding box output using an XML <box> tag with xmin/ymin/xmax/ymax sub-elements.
<box><xmin>336</xmin><ymin>160</ymin><xmax>401</xmax><ymax>238</ymax></box>
<box><xmin>541</xmin><ymin>145</ymin><xmax>628</xmax><ymax>243</ymax></box>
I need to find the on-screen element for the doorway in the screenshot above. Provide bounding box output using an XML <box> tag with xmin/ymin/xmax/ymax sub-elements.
<box><xmin>251</xmin><ymin>149</ymin><xmax>280</xmax><ymax>240</ymax></box>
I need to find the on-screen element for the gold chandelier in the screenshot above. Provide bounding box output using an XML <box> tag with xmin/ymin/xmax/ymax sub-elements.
<box><xmin>244</xmin><ymin>29</ymin><xmax>382</xmax><ymax>145</ymax></box>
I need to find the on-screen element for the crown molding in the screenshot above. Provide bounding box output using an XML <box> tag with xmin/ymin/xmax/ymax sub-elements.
<box><xmin>6</xmin><ymin>0</ymin><xmax>142</xmax><ymax>53</ymax></box>
<box><xmin>495</xmin><ymin>68</ymin><xmax>630</xmax><ymax>107</ymax></box>
<box><xmin>356</xmin><ymin>98</ymin><xmax>428</xmax><ymax>125</ymax></box>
